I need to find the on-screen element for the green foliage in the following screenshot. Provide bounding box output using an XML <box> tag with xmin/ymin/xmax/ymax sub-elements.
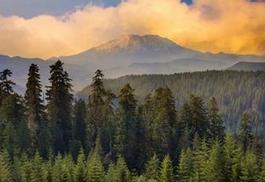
<box><xmin>177</xmin><ymin>149</ymin><xmax>193</xmax><ymax>182</ymax></box>
<box><xmin>160</xmin><ymin>155</ymin><xmax>174</xmax><ymax>182</ymax></box>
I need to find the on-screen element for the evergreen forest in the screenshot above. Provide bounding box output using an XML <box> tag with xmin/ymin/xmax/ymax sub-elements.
<box><xmin>1</xmin><ymin>60</ymin><xmax>265</xmax><ymax>182</ymax></box>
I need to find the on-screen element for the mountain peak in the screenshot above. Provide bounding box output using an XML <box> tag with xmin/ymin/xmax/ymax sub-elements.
<box><xmin>93</xmin><ymin>34</ymin><xmax>182</xmax><ymax>52</ymax></box>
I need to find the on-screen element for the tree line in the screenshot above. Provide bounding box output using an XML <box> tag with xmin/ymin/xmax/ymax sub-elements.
<box><xmin>0</xmin><ymin>60</ymin><xmax>264</xmax><ymax>181</ymax></box>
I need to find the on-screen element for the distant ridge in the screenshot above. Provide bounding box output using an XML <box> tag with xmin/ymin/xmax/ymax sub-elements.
<box><xmin>228</xmin><ymin>62</ymin><xmax>265</xmax><ymax>71</ymax></box>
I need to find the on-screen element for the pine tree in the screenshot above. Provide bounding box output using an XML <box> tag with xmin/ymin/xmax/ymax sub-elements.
<box><xmin>205</xmin><ymin>141</ymin><xmax>224</xmax><ymax>182</ymax></box>
<box><xmin>240</xmin><ymin>150</ymin><xmax>258</xmax><ymax>182</ymax></box>
<box><xmin>231</xmin><ymin>145</ymin><xmax>242</xmax><ymax>182</ymax></box>
<box><xmin>114</xmin><ymin>156</ymin><xmax>131</xmax><ymax>182</ymax></box>
<box><xmin>0</xmin><ymin>69</ymin><xmax>14</xmax><ymax>105</ymax></box>
<box><xmin>239</xmin><ymin>112</ymin><xmax>254</xmax><ymax>152</ymax></box>
<box><xmin>223</xmin><ymin>133</ymin><xmax>237</xmax><ymax>182</ymax></box>
<box><xmin>177</xmin><ymin>148</ymin><xmax>193</xmax><ymax>182</ymax></box>
<box><xmin>160</xmin><ymin>155</ymin><xmax>174</xmax><ymax>182</ymax></box>
<box><xmin>71</xmin><ymin>99</ymin><xmax>87</xmax><ymax>156</ymax></box>
<box><xmin>115</xmin><ymin>83</ymin><xmax>140</xmax><ymax>169</ymax></box>
<box><xmin>25</xmin><ymin>64</ymin><xmax>49</xmax><ymax>155</ymax></box>
<box><xmin>87</xmin><ymin>151</ymin><xmax>105</xmax><ymax>182</ymax></box>
<box><xmin>0</xmin><ymin>94</ymin><xmax>31</xmax><ymax>157</ymax></box>
<box><xmin>145</xmin><ymin>154</ymin><xmax>160</xmax><ymax>181</ymax></box>
<box><xmin>192</xmin><ymin>139</ymin><xmax>208</xmax><ymax>182</ymax></box>
<box><xmin>46</xmin><ymin>60</ymin><xmax>73</xmax><ymax>153</ymax></box>
<box><xmin>30</xmin><ymin>152</ymin><xmax>45</xmax><ymax>182</ymax></box>
<box><xmin>179</xmin><ymin>103</ymin><xmax>193</xmax><ymax>149</ymax></box>
<box><xmin>258</xmin><ymin>159</ymin><xmax>265</xmax><ymax>182</ymax></box>
<box><xmin>87</xmin><ymin>70</ymin><xmax>114</xmax><ymax>154</ymax></box>
<box><xmin>0</xmin><ymin>150</ymin><xmax>11</xmax><ymax>182</ymax></box>
<box><xmin>189</xmin><ymin>95</ymin><xmax>209</xmax><ymax>139</ymax></box>
<box><xmin>151</xmin><ymin>88</ymin><xmax>177</xmax><ymax>158</ymax></box>
<box><xmin>208</xmin><ymin>97</ymin><xmax>225</xmax><ymax>143</ymax></box>
<box><xmin>74</xmin><ymin>149</ymin><xmax>87</xmax><ymax>182</ymax></box>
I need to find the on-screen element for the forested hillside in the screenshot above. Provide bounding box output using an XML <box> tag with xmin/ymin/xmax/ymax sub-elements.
<box><xmin>80</xmin><ymin>71</ymin><xmax>265</xmax><ymax>132</ymax></box>
<box><xmin>1</xmin><ymin>62</ymin><xmax>265</xmax><ymax>181</ymax></box>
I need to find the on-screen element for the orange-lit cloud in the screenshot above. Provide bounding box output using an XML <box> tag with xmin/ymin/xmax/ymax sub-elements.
<box><xmin>0</xmin><ymin>0</ymin><xmax>264</xmax><ymax>59</ymax></box>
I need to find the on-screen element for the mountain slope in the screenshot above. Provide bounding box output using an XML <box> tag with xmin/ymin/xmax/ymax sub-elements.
<box><xmin>79</xmin><ymin>70</ymin><xmax>265</xmax><ymax>132</ymax></box>
<box><xmin>1</xmin><ymin>34</ymin><xmax>265</xmax><ymax>93</ymax></box>
<box><xmin>59</xmin><ymin>34</ymin><xmax>265</xmax><ymax>77</ymax></box>
<box><xmin>228</xmin><ymin>62</ymin><xmax>265</xmax><ymax>71</ymax></box>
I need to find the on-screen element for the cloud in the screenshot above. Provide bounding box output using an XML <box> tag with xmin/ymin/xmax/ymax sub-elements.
<box><xmin>0</xmin><ymin>0</ymin><xmax>264</xmax><ymax>59</ymax></box>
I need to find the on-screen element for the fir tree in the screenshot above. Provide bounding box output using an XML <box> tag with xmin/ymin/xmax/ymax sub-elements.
<box><xmin>0</xmin><ymin>150</ymin><xmax>11</xmax><ymax>182</ymax></box>
<box><xmin>239</xmin><ymin>112</ymin><xmax>254</xmax><ymax>152</ymax></box>
<box><xmin>207</xmin><ymin>97</ymin><xmax>225</xmax><ymax>143</ymax></box>
<box><xmin>115</xmin><ymin>83</ymin><xmax>140</xmax><ymax>169</ymax></box>
<box><xmin>189</xmin><ymin>95</ymin><xmax>209</xmax><ymax>139</ymax></box>
<box><xmin>205</xmin><ymin>141</ymin><xmax>224</xmax><ymax>182</ymax></box>
<box><xmin>160</xmin><ymin>155</ymin><xmax>174</xmax><ymax>182</ymax></box>
<box><xmin>87</xmin><ymin>150</ymin><xmax>105</xmax><ymax>182</ymax></box>
<box><xmin>177</xmin><ymin>148</ymin><xmax>193</xmax><ymax>182</ymax></box>
<box><xmin>192</xmin><ymin>139</ymin><xmax>208</xmax><ymax>182</ymax></box>
<box><xmin>0</xmin><ymin>69</ymin><xmax>14</xmax><ymax>105</ymax></box>
<box><xmin>150</xmin><ymin>88</ymin><xmax>177</xmax><ymax>158</ymax></box>
<box><xmin>223</xmin><ymin>133</ymin><xmax>237</xmax><ymax>182</ymax></box>
<box><xmin>25</xmin><ymin>64</ymin><xmax>48</xmax><ymax>155</ymax></box>
<box><xmin>240</xmin><ymin>150</ymin><xmax>258</xmax><ymax>182</ymax></box>
<box><xmin>145</xmin><ymin>154</ymin><xmax>160</xmax><ymax>181</ymax></box>
<box><xmin>46</xmin><ymin>60</ymin><xmax>73</xmax><ymax>153</ymax></box>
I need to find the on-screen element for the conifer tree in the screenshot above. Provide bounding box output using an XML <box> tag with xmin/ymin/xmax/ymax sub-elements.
<box><xmin>240</xmin><ymin>150</ymin><xmax>258</xmax><ymax>182</ymax></box>
<box><xmin>160</xmin><ymin>155</ymin><xmax>174</xmax><ymax>182</ymax></box>
<box><xmin>46</xmin><ymin>60</ymin><xmax>73</xmax><ymax>153</ymax></box>
<box><xmin>74</xmin><ymin>149</ymin><xmax>87</xmax><ymax>182</ymax></box>
<box><xmin>205</xmin><ymin>141</ymin><xmax>224</xmax><ymax>182</ymax></box>
<box><xmin>0</xmin><ymin>150</ymin><xmax>11</xmax><ymax>182</ymax></box>
<box><xmin>208</xmin><ymin>97</ymin><xmax>225</xmax><ymax>143</ymax></box>
<box><xmin>177</xmin><ymin>148</ymin><xmax>193</xmax><ymax>182</ymax></box>
<box><xmin>25</xmin><ymin>64</ymin><xmax>49</xmax><ymax>155</ymax></box>
<box><xmin>115</xmin><ymin>156</ymin><xmax>131</xmax><ymax>182</ymax></box>
<box><xmin>87</xmin><ymin>151</ymin><xmax>105</xmax><ymax>182</ymax></box>
<box><xmin>145</xmin><ymin>154</ymin><xmax>160</xmax><ymax>181</ymax></box>
<box><xmin>0</xmin><ymin>69</ymin><xmax>14</xmax><ymax>105</ymax></box>
<box><xmin>115</xmin><ymin>83</ymin><xmax>140</xmax><ymax>169</ymax></box>
<box><xmin>87</xmin><ymin>70</ymin><xmax>114</xmax><ymax>154</ymax></box>
<box><xmin>151</xmin><ymin>88</ymin><xmax>177</xmax><ymax>158</ymax></box>
<box><xmin>223</xmin><ymin>133</ymin><xmax>237</xmax><ymax>182</ymax></box>
<box><xmin>30</xmin><ymin>152</ymin><xmax>45</xmax><ymax>182</ymax></box>
<box><xmin>189</xmin><ymin>95</ymin><xmax>209</xmax><ymax>139</ymax></box>
<box><xmin>192</xmin><ymin>139</ymin><xmax>208</xmax><ymax>182</ymax></box>
<box><xmin>71</xmin><ymin>100</ymin><xmax>87</xmax><ymax>156</ymax></box>
<box><xmin>239</xmin><ymin>112</ymin><xmax>254</xmax><ymax>152</ymax></box>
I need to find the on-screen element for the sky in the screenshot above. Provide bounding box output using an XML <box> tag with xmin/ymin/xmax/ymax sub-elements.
<box><xmin>0</xmin><ymin>0</ymin><xmax>264</xmax><ymax>59</ymax></box>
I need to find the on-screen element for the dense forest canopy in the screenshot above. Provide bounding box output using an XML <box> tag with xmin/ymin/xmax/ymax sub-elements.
<box><xmin>80</xmin><ymin>71</ymin><xmax>265</xmax><ymax>133</ymax></box>
<box><xmin>0</xmin><ymin>61</ymin><xmax>265</xmax><ymax>181</ymax></box>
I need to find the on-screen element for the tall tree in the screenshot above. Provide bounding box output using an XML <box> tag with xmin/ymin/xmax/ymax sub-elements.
<box><xmin>149</xmin><ymin>88</ymin><xmax>177</xmax><ymax>158</ymax></box>
<box><xmin>71</xmin><ymin>99</ymin><xmax>87</xmax><ymax>155</ymax></box>
<box><xmin>25</xmin><ymin>64</ymin><xmax>49</xmax><ymax>155</ymax></box>
<box><xmin>144</xmin><ymin>154</ymin><xmax>160</xmax><ymax>181</ymax></box>
<box><xmin>87</xmin><ymin>70</ymin><xmax>114</xmax><ymax>154</ymax></box>
<box><xmin>0</xmin><ymin>69</ymin><xmax>14</xmax><ymax>104</ymax></box>
<box><xmin>115</xmin><ymin>83</ymin><xmax>141</xmax><ymax>170</ymax></box>
<box><xmin>189</xmin><ymin>95</ymin><xmax>209</xmax><ymax>140</ymax></box>
<box><xmin>208</xmin><ymin>97</ymin><xmax>225</xmax><ymax>143</ymax></box>
<box><xmin>205</xmin><ymin>141</ymin><xmax>224</xmax><ymax>182</ymax></box>
<box><xmin>239</xmin><ymin>112</ymin><xmax>254</xmax><ymax>152</ymax></box>
<box><xmin>177</xmin><ymin>148</ymin><xmax>193</xmax><ymax>182</ymax></box>
<box><xmin>46</xmin><ymin>60</ymin><xmax>73</xmax><ymax>153</ymax></box>
<box><xmin>160</xmin><ymin>155</ymin><xmax>174</xmax><ymax>182</ymax></box>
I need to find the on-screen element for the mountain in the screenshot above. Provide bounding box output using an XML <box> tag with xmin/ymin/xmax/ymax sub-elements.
<box><xmin>59</xmin><ymin>34</ymin><xmax>265</xmax><ymax>78</ymax></box>
<box><xmin>228</xmin><ymin>62</ymin><xmax>265</xmax><ymax>71</ymax></box>
<box><xmin>79</xmin><ymin>70</ymin><xmax>265</xmax><ymax>132</ymax></box>
<box><xmin>1</xmin><ymin>34</ymin><xmax>265</xmax><ymax>93</ymax></box>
